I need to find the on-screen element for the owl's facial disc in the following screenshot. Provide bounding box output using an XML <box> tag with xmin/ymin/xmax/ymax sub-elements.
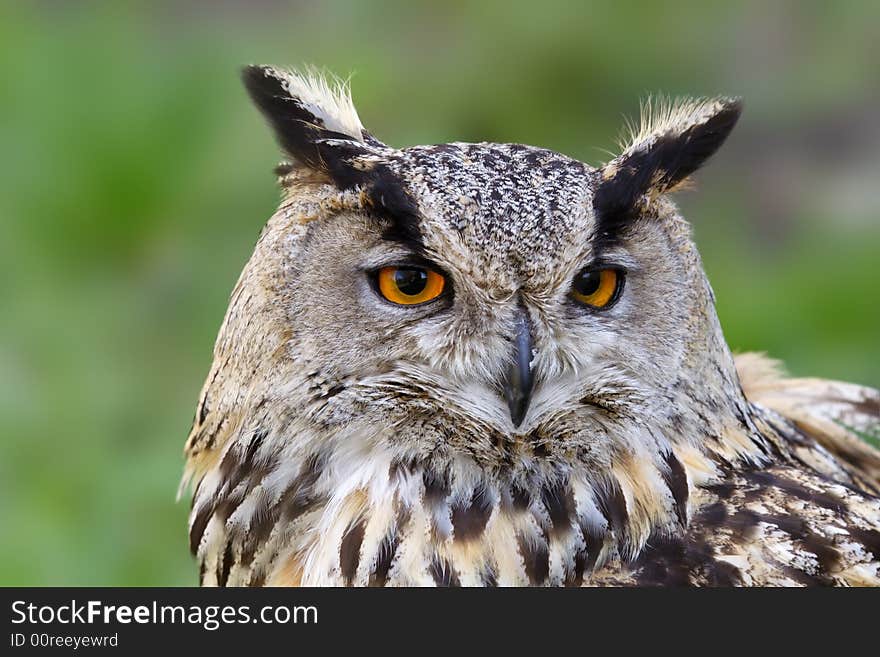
<box><xmin>361</xmin><ymin>243</ymin><xmax>630</xmax><ymax>430</ymax></box>
<box><xmin>267</xmin><ymin>93</ymin><xmax>742</xmax><ymax>439</ymax></box>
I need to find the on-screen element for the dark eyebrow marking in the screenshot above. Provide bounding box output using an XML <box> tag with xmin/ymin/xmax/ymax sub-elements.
<box><xmin>367</xmin><ymin>166</ymin><xmax>425</xmax><ymax>253</ymax></box>
<box><xmin>591</xmin><ymin>167</ymin><xmax>642</xmax><ymax>253</ymax></box>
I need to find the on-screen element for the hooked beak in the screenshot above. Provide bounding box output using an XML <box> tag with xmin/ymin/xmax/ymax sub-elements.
<box><xmin>503</xmin><ymin>307</ymin><xmax>534</xmax><ymax>428</ymax></box>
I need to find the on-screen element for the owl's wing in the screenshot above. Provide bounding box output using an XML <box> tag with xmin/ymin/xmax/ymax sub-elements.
<box><xmin>735</xmin><ymin>352</ymin><xmax>880</xmax><ymax>488</ymax></box>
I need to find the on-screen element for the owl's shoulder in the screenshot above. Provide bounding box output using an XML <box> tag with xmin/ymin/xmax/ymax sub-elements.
<box><xmin>736</xmin><ymin>351</ymin><xmax>880</xmax><ymax>491</ymax></box>
<box><xmin>591</xmin><ymin>354</ymin><xmax>880</xmax><ymax>586</ymax></box>
<box><xmin>591</xmin><ymin>463</ymin><xmax>880</xmax><ymax>586</ymax></box>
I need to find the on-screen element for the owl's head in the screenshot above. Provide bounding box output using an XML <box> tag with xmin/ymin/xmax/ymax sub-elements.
<box><xmin>186</xmin><ymin>66</ymin><xmax>749</xmax><ymax>490</ymax></box>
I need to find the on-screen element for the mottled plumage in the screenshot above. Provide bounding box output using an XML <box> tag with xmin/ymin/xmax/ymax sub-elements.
<box><xmin>182</xmin><ymin>66</ymin><xmax>880</xmax><ymax>586</ymax></box>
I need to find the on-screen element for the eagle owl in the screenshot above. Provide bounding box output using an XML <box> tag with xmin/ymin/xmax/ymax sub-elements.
<box><xmin>183</xmin><ymin>66</ymin><xmax>880</xmax><ymax>586</ymax></box>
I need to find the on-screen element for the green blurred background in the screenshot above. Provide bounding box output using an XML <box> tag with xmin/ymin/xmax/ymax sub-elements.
<box><xmin>1</xmin><ymin>1</ymin><xmax>878</xmax><ymax>585</ymax></box>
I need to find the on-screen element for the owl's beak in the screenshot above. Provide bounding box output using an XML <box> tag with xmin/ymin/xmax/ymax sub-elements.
<box><xmin>503</xmin><ymin>308</ymin><xmax>534</xmax><ymax>429</ymax></box>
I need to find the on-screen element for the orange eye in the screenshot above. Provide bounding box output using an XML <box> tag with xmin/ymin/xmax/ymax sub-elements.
<box><xmin>570</xmin><ymin>268</ymin><xmax>621</xmax><ymax>309</ymax></box>
<box><xmin>377</xmin><ymin>266</ymin><xmax>446</xmax><ymax>305</ymax></box>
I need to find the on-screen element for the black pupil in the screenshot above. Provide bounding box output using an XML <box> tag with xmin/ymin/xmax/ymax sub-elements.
<box><xmin>574</xmin><ymin>270</ymin><xmax>601</xmax><ymax>296</ymax></box>
<box><xmin>394</xmin><ymin>268</ymin><xmax>428</xmax><ymax>296</ymax></box>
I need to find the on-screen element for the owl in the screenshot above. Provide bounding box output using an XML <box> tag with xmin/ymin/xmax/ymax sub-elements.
<box><xmin>182</xmin><ymin>65</ymin><xmax>880</xmax><ymax>587</ymax></box>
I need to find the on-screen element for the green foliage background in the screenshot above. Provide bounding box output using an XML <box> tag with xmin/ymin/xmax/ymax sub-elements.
<box><xmin>1</xmin><ymin>1</ymin><xmax>878</xmax><ymax>585</ymax></box>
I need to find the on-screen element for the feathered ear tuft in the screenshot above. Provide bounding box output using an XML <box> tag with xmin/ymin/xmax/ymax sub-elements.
<box><xmin>594</xmin><ymin>96</ymin><xmax>742</xmax><ymax>243</ymax></box>
<box><xmin>241</xmin><ymin>65</ymin><xmax>386</xmax><ymax>184</ymax></box>
<box><xmin>243</xmin><ymin>66</ymin><xmax>365</xmax><ymax>141</ymax></box>
<box><xmin>241</xmin><ymin>65</ymin><xmax>421</xmax><ymax>242</ymax></box>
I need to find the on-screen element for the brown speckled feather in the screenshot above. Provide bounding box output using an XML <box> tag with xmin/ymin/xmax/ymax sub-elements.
<box><xmin>737</xmin><ymin>352</ymin><xmax>880</xmax><ymax>488</ymax></box>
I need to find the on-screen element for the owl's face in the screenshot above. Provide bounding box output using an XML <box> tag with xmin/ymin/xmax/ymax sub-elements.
<box><xmin>189</xmin><ymin>67</ymin><xmax>743</xmax><ymax>487</ymax></box>
<box><xmin>289</xmin><ymin>138</ymin><xmax>714</xmax><ymax>468</ymax></box>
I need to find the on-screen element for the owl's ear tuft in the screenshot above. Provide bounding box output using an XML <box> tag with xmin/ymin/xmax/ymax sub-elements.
<box><xmin>594</xmin><ymin>96</ymin><xmax>742</xmax><ymax>242</ymax></box>
<box><xmin>241</xmin><ymin>65</ymin><xmax>385</xmax><ymax>183</ymax></box>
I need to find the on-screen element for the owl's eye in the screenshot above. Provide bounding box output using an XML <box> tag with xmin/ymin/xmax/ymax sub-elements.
<box><xmin>377</xmin><ymin>266</ymin><xmax>446</xmax><ymax>305</ymax></box>
<box><xmin>570</xmin><ymin>267</ymin><xmax>623</xmax><ymax>309</ymax></box>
